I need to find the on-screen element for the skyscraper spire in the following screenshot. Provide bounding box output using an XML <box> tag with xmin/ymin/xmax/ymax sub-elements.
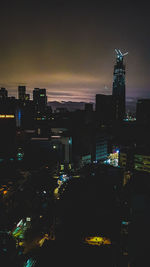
<box><xmin>115</xmin><ymin>49</ymin><xmax>128</xmax><ymax>62</ymax></box>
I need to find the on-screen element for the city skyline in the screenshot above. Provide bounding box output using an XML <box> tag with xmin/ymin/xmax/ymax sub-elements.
<box><xmin>1</xmin><ymin>2</ymin><xmax>150</xmax><ymax>266</ymax></box>
<box><xmin>0</xmin><ymin>1</ymin><xmax>150</xmax><ymax>102</ymax></box>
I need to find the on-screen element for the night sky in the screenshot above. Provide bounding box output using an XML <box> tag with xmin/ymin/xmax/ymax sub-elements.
<box><xmin>0</xmin><ymin>0</ymin><xmax>150</xmax><ymax>102</ymax></box>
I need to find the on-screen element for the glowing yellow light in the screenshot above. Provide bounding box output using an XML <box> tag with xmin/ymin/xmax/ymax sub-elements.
<box><xmin>53</xmin><ymin>175</ymin><xmax>59</xmax><ymax>179</ymax></box>
<box><xmin>84</xmin><ymin>236</ymin><xmax>111</xmax><ymax>246</ymax></box>
<box><xmin>0</xmin><ymin>114</ymin><xmax>15</xmax><ymax>118</ymax></box>
<box><xmin>18</xmin><ymin>241</ymin><xmax>24</xmax><ymax>246</ymax></box>
<box><xmin>39</xmin><ymin>238</ymin><xmax>45</xmax><ymax>247</ymax></box>
<box><xmin>69</xmin><ymin>164</ymin><xmax>72</xmax><ymax>169</ymax></box>
<box><xmin>38</xmin><ymin>234</ymin><xmax>49</xmax><ymax>247</ymax></box>
<box><xmin>3</xmin><ymin>190</ymin><xmax>8</xmax><ymax>195</ymax></box>
<box><xmin>6</xmin><ymin>115</ymin><xmax>15</xmax><ymax>118</ymax></box>
<box><xmin>54</xmin><ymin>187</ymin><xmax>59</xmax><ymax>194</ymax></box>
<box><xmin>73</xmin><ymin>175</ymin><xmax>80</xmax><ymax>178</ymax></box>
<box><xmin>60</xmin><ymin>164</ymin><xmax>64</xmax><ymax>171</ymax></box>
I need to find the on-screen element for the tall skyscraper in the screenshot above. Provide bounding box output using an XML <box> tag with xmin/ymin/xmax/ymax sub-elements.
<box><xmin>0</xmin><ymin>88</ymin><xmax>8</xmax><ymax>99</ymax></box>
<box><xmin>18</xmin><ymin>86</ymin><xmax>26</xmax><ymax>101</ymax></box>
<box><xmin>112</xmin><ymin>49</ymin><xmax>128</xmax><ymax>121</ymax></box>
<box><xmin>33</xmin><ymin>88</ymin><xmax>47</xmax><ymax>111</ymax></box>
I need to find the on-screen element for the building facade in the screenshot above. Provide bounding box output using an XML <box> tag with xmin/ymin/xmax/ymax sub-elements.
<box><xmin>0</xmin><ymin>88</ymin><xmax>8</xmax><ymax>99</ymax></box>
<box><xmin>136</xmin><ymin>99</ymin><xmax>150</xmax><ymax>124</ymax></box>
<box><xmin>18</xmin><ymin>86</ymin><xmax>26</xmax><ymax>101</ymax></box>
<box><xmin>33</xmin><ymin>88</ymin><xmax>47</xmax><ymax>112</ymax></box>
<box><xmin>96</xmin><ymin>94</ymin><xmax>112</xmax><ymax>124</ymax></box>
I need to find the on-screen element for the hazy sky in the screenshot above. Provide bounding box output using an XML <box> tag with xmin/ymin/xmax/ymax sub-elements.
<box><xmin>0</xmin><ymin>0</ymin><xmax>150</xmax><ymax>102</ymax></box>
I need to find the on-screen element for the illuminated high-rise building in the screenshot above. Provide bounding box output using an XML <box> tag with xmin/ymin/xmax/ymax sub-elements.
<box><xmin>18</xmin><ymin>85</ymin><xmax>26</xmax><ymax>101</ymax></box>
<box><xmin>112</xmin><ymin>49</ymin><xmax>128</xmax><ymax>121</ymax></box>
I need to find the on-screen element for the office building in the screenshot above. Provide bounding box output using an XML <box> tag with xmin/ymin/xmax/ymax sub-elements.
<box><xmin>95</xmin><ymin>134</ymin><xmax>108</xmax><ymax>162</ymax></box>
<box><xmin>119</xmin><ymin>147</ymin><xmax>134</xmax><ymax>171</ymax></box>
<box><xmin>136</xmin><ymin>99</ymin><xmax>150</xmax><ymax>124</ymax></box>
<box><xmin>0</xmin><ymin>113</ymin><xmax>16</xmax><ymax>160</ymax></box>
<box><xmin>0</xmin><ymin>88</ymin><xmax>8</xmax><ymax>99</ymax></box>
<box><xmin>134</xmin><ymin>153</ymin><xmax>150</xmax><ymax>173</ymax></box>
<box><xmin>81</xmin><ymin>153</ymin><xmax>92</xmax><ymax>166</ymax></box>
<box><xmin>33</xmin><ymin>88</ymin><xmax>47</xmax><ymax>112</ymax></box>
<box><xmin>51</xmin><ymin>128</ymin><xmax>72</xmax><ymax>164</ymax></box>
<box><xmin>84</xmin><ymin>103</ymin><xmax>93</xmax><ymax>124</ymax></box>
<box><xmin>18</xmin><ymin>86</ymin><xmax>26</xmax><ymax>101</ymax></box>
<box><xmin>27</xmin><ymin>128</ymin><xmax>72</xmax><ymax>167</ymax></box>
<box><xmin>96</xmin><ymin>94</ymin><xmax>112</xmax><ymax>124</ymax></box>
<box><xmin>119</xmin><ymin>145</ymin><xmax>150</xmax><ymax>174</ymax></box>
<box><xmin>0</xmin><ymin>97</ymin><xmax>17</xmax><ymax>115</ymax></box>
